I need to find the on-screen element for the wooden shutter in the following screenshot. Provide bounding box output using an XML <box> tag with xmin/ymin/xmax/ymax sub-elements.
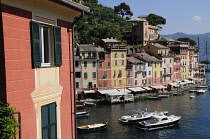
<box><xmin>41</xmin><ymin>102</ymin><xmax>57</xmax><ymax>139</ymax></box>
<box><xmin>30</xmin><ymin>21</ymin><xmax>41</xmax><ymax>68</ymax></box>
<box><xmin>54</xmin><ymin>26</ymin><xmax>62</xmax><ymax>66</ymax></box>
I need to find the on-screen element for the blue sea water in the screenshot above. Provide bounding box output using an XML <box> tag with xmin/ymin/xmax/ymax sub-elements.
<box><xmin>77</xmin><ymin>73</ymin><xmax>210</xmax><ymax>139</ymax></box>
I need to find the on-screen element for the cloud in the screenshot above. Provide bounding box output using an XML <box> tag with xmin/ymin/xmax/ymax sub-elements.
<box><xmin>192</xmin><ymin>16</ymin><xmax>201</xmax><ymax>21</ymax></box>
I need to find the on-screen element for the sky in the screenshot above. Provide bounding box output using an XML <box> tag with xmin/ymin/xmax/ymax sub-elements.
<box><xmin>98</xmin><ymin>0</ymin><xmax>210</xmax><ymax>35</ymax></box>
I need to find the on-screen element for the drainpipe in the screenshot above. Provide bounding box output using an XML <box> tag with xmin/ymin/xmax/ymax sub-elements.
<box><xmin>71</xmin><ymin>11</ymin><xmax>84</xmax><ymax>139</ymax></box>
<box><xmin>9</xmin><ymin>111</ymin><xmax>21</xmax><ymax>139</ymax></box>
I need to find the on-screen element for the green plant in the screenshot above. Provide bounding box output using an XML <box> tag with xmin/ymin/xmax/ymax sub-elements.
<box><xmin>0</xmin><ymin>102</ymin><xmax>19</xmax><ymax>139</ymax></box>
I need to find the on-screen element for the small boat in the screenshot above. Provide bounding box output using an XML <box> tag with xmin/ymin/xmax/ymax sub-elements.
<box><xmin>76</xmin><ymin>110</ymin><xmax>90</xmax><ymax>117</ymax></box>
<box><xmin>196</xmin><ymin>89</ymin><xmax>206</xmax><ymax>94</ymax></box>
<box><xmin>173</xmin><ymin>93</ymin><xmax>184</xmax><ymax>96</ymax></box>
<box><xmin>136</xmin><ymin>114</ymin><xmax>181</xmax><ymax>131</ymax></box>
<box><xmin>76</xmin><ymin>104</ymin><xmax>84</xmax><ymax>108</ymax></box>
<box><xmin>196</xmin><ymin>86</ymin><xmax>208</xmax><ymax>88</ymax></box>
<box><xmin>190</xmin><ymin>95</ymin><xmax>195</xmax><ymax>99</ymax></box>
<box><xmin>84</xmin><ymin>102</ymin><xmax>97</xmax><ymax>106</ymax></box>
<box><xmin>189</xmin><ymin>90</ymin><xmax>197</xmax><ymax>93</ymax></box>
<box><xmin>158</xmin><ymin>95</ymin><xmax>170</xmax><ymax>98</ymax></box>
<box><xmin>77</xmin><ymin>121</ymin><xmax>108</xmax><ymax>131</ymax></box>
<box><xmin>119</xmin><ymin>109</ymin><xmax>168</xmax><ymax>123</ymax></box>
<box><xmin>147</xmin><ymin>96</ymin><xmax>161</xmax><ymax>100</ymax></box>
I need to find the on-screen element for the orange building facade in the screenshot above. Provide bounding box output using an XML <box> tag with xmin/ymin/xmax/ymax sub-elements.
<box><xmin>0</xmin><ymin>0</ymin><xmax>89</xmax><ymax>139</ymax></box>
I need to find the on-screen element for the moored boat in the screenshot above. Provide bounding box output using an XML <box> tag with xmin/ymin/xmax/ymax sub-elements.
<box><xmin>196</xmin><ymin>89</ymin><xmax>206</xmax><ymax>94</ymax></box>
<box><xmin>189</xmin><ymin>90</ymin><xmax>197</xmax><ymax>93</ymax></box>
<box><xmin>147</xmin><ymin>96</ymin><xmax>161</xmax><ymax>100</ymax></box>
<box><xmin>77</xmin><ymin>121</ymin><xmax>108</xmax><ymax>131</ymax></box>
<box><xmin>136</xmin><ymin>114</ymin><xmax>181</xmax><ymax>131</ymax></box>
<box><xmin>76</xmin><ymin>110</ymin><xmax>90</xmax><ymax>117</ymax></box>
<box><xmin>173</xmin><ymin>93</ymin><xmax>184</xmax><ymax>96</ymax></box>
<box><xmin>190</xmin><ymin>95</ymin><xmax>195</xmax><ymax>99</ymax></box>
<box><xmin>119</xmin><ymin>110</ymin><xmax>168</xmax><ymax>123</ymax></box>
<box><xmin>158</xmin><ymin>95</ymin><xmax>170</xmax><ymax>98</ymax></box>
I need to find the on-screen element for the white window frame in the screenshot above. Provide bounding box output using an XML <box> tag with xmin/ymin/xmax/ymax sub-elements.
<box><xmin>40</xmin><ymin>24</ymin><xmax>53</xmax><ymax>67</ymax></box>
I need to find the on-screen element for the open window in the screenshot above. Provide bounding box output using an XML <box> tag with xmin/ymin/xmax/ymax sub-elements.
<box><xmin>30</xmin><ymin>21</ymin><xmax>62</xmax><ymax>68</ymax></box>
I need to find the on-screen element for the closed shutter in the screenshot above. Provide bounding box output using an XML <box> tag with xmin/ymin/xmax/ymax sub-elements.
<box><xmin>41</xmin><ymin>102</ymin><xmax>57</xmax><ymax>139</ymax></box>
<box><xmin>54</xmin><ymin>26</ymin><xmax>62</xmax><ymax>66</ymax></box>
<box><xmin>30</xmin><ymin>21</ymin><xmax>41</xmax><ymax>68</ymax></box>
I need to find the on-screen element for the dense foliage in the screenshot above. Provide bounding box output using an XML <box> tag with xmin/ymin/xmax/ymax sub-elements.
<box><xmin>177</xmin><ymin>37</ymin><xmax>196</xmax><ymax>46</ymax></box>
<box><xmin>73</xmin><ymin>0</ymin><xmax>132</xmax><ymax>44</ymax></box>
<box><xmin>146</xmin><ymin>14</ymin><xmax>166</xmax><ymax>29</ymax></box>
<box><xmin>0</xmin><ymin>102</ymin><xmax>19</xmax><ymax>139</ymax></box>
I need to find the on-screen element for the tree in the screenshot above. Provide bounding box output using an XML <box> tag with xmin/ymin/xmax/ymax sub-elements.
<box><xmin>177</xmin><ymin>37</ymin><xmax>196</xmax><ymax>46</ymax></box>
<box><xmin>74</xmin><ymin>1</ymin><xmax>132</xmax><ymax>44</ymax></box>
<box><xmin>114</xmin><ymin>2</ymin><xmax>133</xmax><ymax>19</ymax></box>
<box><xmin>146</xmin><ymin>13</ymin><xmax>166</xmax><ymax>29</ymax></box>
<box><xmin>0</xmin><ymin>102</ymin><xmax>19</xmax><ymax>139</ymax></box>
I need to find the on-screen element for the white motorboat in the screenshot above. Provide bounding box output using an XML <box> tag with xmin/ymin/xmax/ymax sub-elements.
<box><xmin>136</xmin><ymin>114</ymin><xmax>181</xmax><ymax>131</ymax></box>
<box><xmin>196</xmin><ymin>89</ymin><xmax>206</xmax><ymax>94</ymax></box>
<box><xmin>190</xmin><ymin>95</ymin><xmax>195</xmax><ymax>99</ymax></box>
<box><xmin>158</xmin><ymin>95</ymin><xmax>170</xmax><ymax>98</ymax></box>
<box><xmin>119</xmin><ymin>109</ymin><xmax>168</xmax><ymax>123</ymax></box>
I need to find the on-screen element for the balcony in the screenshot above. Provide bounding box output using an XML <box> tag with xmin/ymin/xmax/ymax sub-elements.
<box><xmin>126</xmin><ymin>65</ymin><xmax>133</xmax><ymax>69</ymax></box>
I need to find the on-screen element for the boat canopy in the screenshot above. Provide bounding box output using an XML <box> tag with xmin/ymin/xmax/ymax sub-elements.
<box><xmin>127</xmin><ymin>87</ymin><xmax>145</xmax><ymax>92</ymax></box>
<box><xmin>117</xmin><ymin>88</ymin><xmax>132</xmax><ymax>93</ymax></box>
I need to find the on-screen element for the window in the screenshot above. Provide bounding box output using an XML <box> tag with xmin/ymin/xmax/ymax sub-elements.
<box><xmin>121</xmin><ymin>60</ymin><xmax>124</xmax><ymax>66</ymax></box>
<box><xmin>164</xmin><ymin>59</ymin><xmax>166</xmax><ymax>63</ymax></box>
<box><xmin>108</xmin><ymin>62</ymin><xmax>111</xmax><ymax>67</ymax></box>
<box><xmin>164</xmin><ymin>68</ymin><xmax>166</xmax><ymax>74</ymax></box>
<box><xmin>75</xmin><ymin>61</ymin><xmax>79</xmax><ymax>67</ymax></box>
<box><xmin>84</xmin><ymin>72</ymin><xmax>88</xmax><ymax>79</ymax></box>
<box><xmin>103</xmin><ymin>71</ymin><xmax>107</xmax><ymax>77</ymax></box>
<box><xmin>103</xmin><ymin>81</ymin><xmax>107</xmax><ymax>87</ymax></box>
<box><xmin>114</xmin><ymin>80</ymin><xmax>116</xmax><ymax>86</ymax></box>
<box><xmin>99</xmin><ymin>62</ymin><xmax>102</xmax><ymax>67</ymax></box>
<box><xmin>149</xmin><ymin>71</ymin><xmax>151</xmax><ymax>75</ymax></box>
<box><xmin>119</xmin><ymin>80</ymin><xmax>122</xmax><ymax>86</ymax></box>
<box><xmin>154</xmin><ymin>71</ymin><xmax>157</xmax><ymax>78</ymax></box>
<box><xmin>114</xmin><ymin>52</ymin><xmax>117</xmax><ymax>58</ymax></box>
<box><xmin>160</xmin><ymin>62</ymin><xmax>162</xmax><ymax>67</ymax></box>
<box><xmin>154</xmin><ymin>79</ymin><xmax>156</xmax><ymax>83</ymax></box>
<box><xmin>88</xmin><ymin>53</ymin><xmax>91</xmax><ymax>57</ymax></box>
<box><xmin>154</xmin><ymin>63</ymin><xmax>156</xmax><ymax>68</ymax></box>
<box><xmin>127</xmin><ymin>79</ymin><xmax>131</xmax><ymax>85</ymax></box>
<box><xmin>119</xmin><ymin>70</ymin><xmax>122</xmax><ymax>77</ymax></box>
<box><xmin>135</xmin><ymin>80</ymin><xmax>137</xmax><ymax>85</ymax></box>
<box><xmin>121</xmin><ymin>53</ymin><xmax>124</xmax><ymax>58</ymax></box>
<box><xmin>114</xmin><ymin>60</ymin><xmax>117</xmax><ymax>66</ymax></box>
<box><xmin>84</xmin><ymin>61</ymin><xmax>87</xmax><ymax>67</ymax></box>
<box><xmin>170</xmin><ymin>58</ymin><xmax>172</xmax><ymax>63</ymax></box>
<box><xmin>75</xmin><ymin>72</ymin><xmax>81</xmax><ymax>78</ymax></box>
<box><xmin>169</xmin><ymin>67</ymin><xmax>172</xmax><ymax>73</ymax></box>
<box><xmin>31</xmin><ymin>21</ymin><xmax>62</xmax><ymax>67</ymax></box>
<box><xmin>160</xmin><ymin>71</ymin><xmax>162</xmax><ymax>77</ymax></box>
<box><xmin>76</xmin><ymin>82</ymin><xmax>79</xmax><ymax>88</ymax></box>
<box><xmin>41</xmin><ymin>102</ymin><xmax>57</xmax><ymax>139</ymax></box>
<box><xmin>92</xmin><ymin>61</ymin><xmax>96</xmax><ymax>67</ymax></box>
<box><xmin>92</xmin><ymin>72</ymin><xmax>96</xmax><ymax>78</ymax></box>
<box><xmin>88</xmin><ymin>82</ymin><xmax>92</xmax><ymax>88</ymax></box>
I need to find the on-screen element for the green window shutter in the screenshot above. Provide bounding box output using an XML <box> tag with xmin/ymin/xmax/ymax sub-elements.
<box><xmin>54</xmin><ymin>26</ymin><xmax>62</xmax><ymax>66</ymax></box>
<box><xmin>41</xmin><ymin>102</ymin><xmax>57</xmax><ymax>139</ymax></box>
<box><xmin>30</xmin><ymin>21</ymin><xmax>41</xmax><ymax>68</ymax></box>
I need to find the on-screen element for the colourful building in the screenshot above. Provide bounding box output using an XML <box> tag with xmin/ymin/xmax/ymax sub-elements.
<box><xmin>0</xmin><ymin>0</ymin><xmax>89</xmax><ymax>138</ymax></box>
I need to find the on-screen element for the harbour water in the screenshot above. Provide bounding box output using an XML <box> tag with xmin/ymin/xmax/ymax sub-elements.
<box><xmin>77</xmin><ymin>73</ymin><xmax>210</xmax><ymax>139</ymax></box>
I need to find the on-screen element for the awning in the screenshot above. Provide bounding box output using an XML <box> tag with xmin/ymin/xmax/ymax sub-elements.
<box><xmin>98</xmin><ymin>89</ymin><xmax>128</xmax><ymax>96</ymax></box>
<box><xmin>143</xmin><ymin>87</ymin><xmax>152</xmax><ymax>90</ymax></box>
<box><xmin>83</xmin><ymin>90</ymin><xmax>95</xmax><ymax>94</ymax></box>
<box><xmin>128</xmin><ymin>87</ymin><xmax>145</xmax><ymax>92</ymax></box>
<box><xmin>150</xmin><ymin>85</ymin><xmax>167</xmax><ymax>89</ymax></box>
<box><xmin>168</xmin><ymin>82</ymin><xmax>180</xmax><ymax>87</ymax></box>
<box><xmin>117</xmin><ymin>88</ymin><xmax>132</xmax><ymax>93</ymax></box>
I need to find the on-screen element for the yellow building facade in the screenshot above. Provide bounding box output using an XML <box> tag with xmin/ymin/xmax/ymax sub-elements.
<box><xmin>111</xmin><ymin>49</ymin><xmax>127</xmax><ymax>88</ymax></box>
